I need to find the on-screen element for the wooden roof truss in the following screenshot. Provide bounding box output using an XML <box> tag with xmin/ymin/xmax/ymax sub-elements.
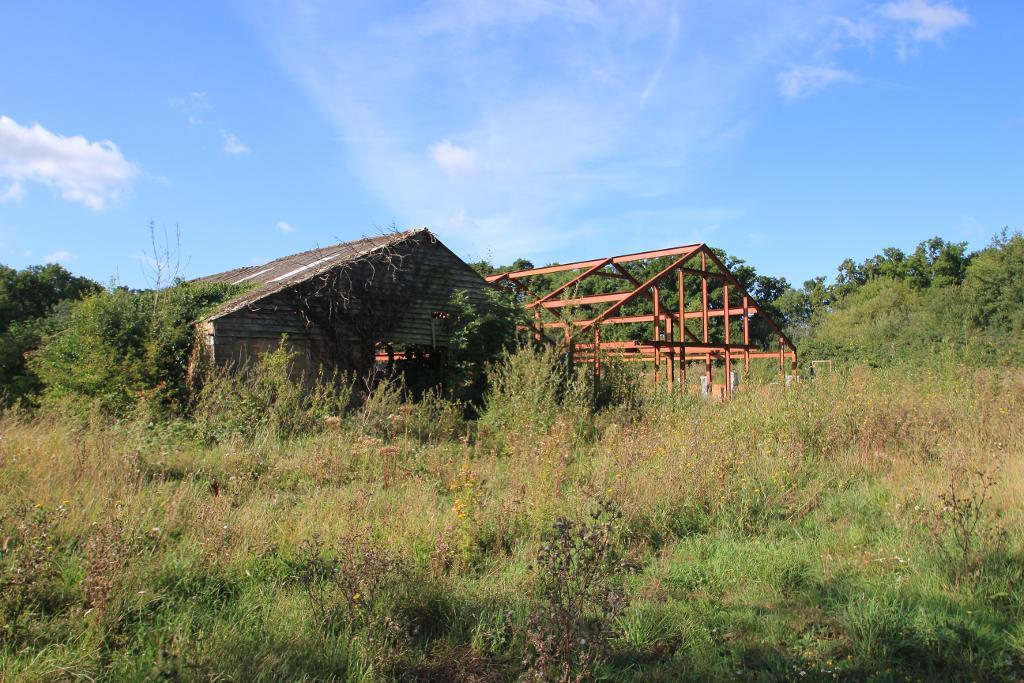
<box><xmin>487</xmin><ymin>243</ymin><xmax>798</xmax><ymax>398</ymax></box>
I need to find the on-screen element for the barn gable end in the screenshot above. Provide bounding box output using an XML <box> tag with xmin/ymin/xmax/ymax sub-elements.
<box><xmin>194</xmin><ymin>228</ymin><xmax>487</xmax><ymax>378</ymax></box>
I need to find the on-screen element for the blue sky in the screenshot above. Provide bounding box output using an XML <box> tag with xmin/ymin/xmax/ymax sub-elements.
<box><xmin>1</xmin><ymin>1</ymin><xmax>1020</xmax><ymax>288</ymax></box>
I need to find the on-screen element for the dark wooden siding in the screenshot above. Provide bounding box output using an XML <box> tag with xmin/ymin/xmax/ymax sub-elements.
<box><xmin>207</xmin><ymin>232</ymin><xmax>487</xmax><ymax>374</ymax></box>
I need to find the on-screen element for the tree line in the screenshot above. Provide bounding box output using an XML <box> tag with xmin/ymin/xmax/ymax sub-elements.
<box><xmin>1</xmin><ymin>229</ymin><xmax>1020</xmax><ymax>412</ymax></box>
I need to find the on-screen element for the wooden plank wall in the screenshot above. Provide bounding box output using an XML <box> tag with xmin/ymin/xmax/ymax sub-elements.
<box><xmin>207</xmin><ymin>232</ymin><xmax>487</xmax><ymax>375</ymax></box>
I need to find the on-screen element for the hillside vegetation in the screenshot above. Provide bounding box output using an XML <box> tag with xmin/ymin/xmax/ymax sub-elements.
<box><xmin>1</xmin><ymin>231</ymin><xmax>1022</xmax><ymax>680</ymax></box>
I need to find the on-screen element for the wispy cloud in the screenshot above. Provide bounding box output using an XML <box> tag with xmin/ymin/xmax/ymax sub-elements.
<box><xmin>778</xmin><ymin>65</ymin><xmax>858</xmax><ymax>100</ymax></box>
<box><xmin>245</xmin><ymin>1</ymin><xmax>971</xmax><ymax>262</ymax></box>
<box><xmin>248</xmin><ymin>2</ymin><xmax>807</xmax><ymax>261</ymax></box>
<box><xmin>276</xmin><ymin>220</ymin><xmax>295</xmax><ymax>233</ymax></box>
<box><xmin>43</xmin><ymin>250</ymin><xmax>75</xmax><ymax>263</ymax></box>
<box><xmin>880</xmin><ymin>0</ymin><xmax>970</xmax><ymax>43</ymax></box>
<box><xmin>170</xmin><ymin>91</ymin><xmax>211</xmax><ymax>125</ymax></box>
<box><xmin>428</xmin><ymin>140</ymin><xmax>478</xmax><ymax>176</ymax></box>
<box><xmin>169</xmin><ymin>91</ymin><xmax>210</xmax><ymax>110</ymax></box>
<box><xmin>220</xmin><ymin>129</ymin><xmax>251</xmax><ymax>156</ymax></box>
<box><xmin>0</xmin><ymin>115</ymin><xmax>138</xmax><ymax>211</ymax></box>
<box><xmin>780</xmin><ymin>0</ymin><xmax>970</xmax><ymax>99</ymax></box>
<box><xmin>171</xmin><ymin>92</ymin><xmax>252</xmax><ymax>155</ymax></box>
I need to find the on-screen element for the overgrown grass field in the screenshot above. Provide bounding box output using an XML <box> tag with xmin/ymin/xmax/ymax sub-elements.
<box><xmin>2</xmin><ymin>351</ymin><xmax>1022</xmax><ymax>681</ymax></box>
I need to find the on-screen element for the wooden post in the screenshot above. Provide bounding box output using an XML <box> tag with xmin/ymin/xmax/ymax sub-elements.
<box><xmin>742</xmin><ymin>295</ymin><xmax>750</xmax><ymax>378</ymax></box>
<box><xmin>678</xmin><ymin>268</ymin><xmax>686</xmax><ymax>390</ymax></box>
<box><xmin>653</xmin><ymin>286</ymin><xmax>661</xmax><ymax>386</ymax></box>
<box><xmin>701</xmin><ymin>252</ymin><xmax>711</xmax><ymax>391</ymax></box>
<box><xmin>723</xmin><ymin>281</ymin><xmax>731</xmax><ymax>400</ymax></box>
<box><xmin>779</xmin><ymin>335</ymin><xmax>785</xmax><ymax>383</ymax></box>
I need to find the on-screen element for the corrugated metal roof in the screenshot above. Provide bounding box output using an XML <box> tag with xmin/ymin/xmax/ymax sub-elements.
<box><xmin>196</xmin><ymin>228</ymin><xmax>428</xmax><ymax>321</ymax></box>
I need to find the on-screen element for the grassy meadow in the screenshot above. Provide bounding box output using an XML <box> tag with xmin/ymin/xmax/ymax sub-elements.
<box><xmin>1</xmin><ymin>351</ymin><xmax>1023</xmax><ymax>681</ymax></box>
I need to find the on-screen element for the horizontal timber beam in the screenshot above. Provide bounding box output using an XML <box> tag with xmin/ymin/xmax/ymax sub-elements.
<box><xmin>538</xmin><ymin>291</ymin><xmax>631</xmax><ymax>308</ymax></box>
<box><xmin>485</xmin><ymin>243</ymin><xmax>702</xmax><ymax>281</ymax></box>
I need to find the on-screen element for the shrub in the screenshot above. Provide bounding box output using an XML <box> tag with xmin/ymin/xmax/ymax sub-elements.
<box><xmin>0</xmin><ymin>263</ymin><xmax>100</xmax><ymax>407</ymax></box>
<box><xmin>29</xmin><ymin>281</ymin><xmax>246</xmax><ymax>417</ymax></box>
<box><xmin>439</xmin><ymin>287</ymin><xmax>528</xmax><ymax>405</ymax></box>
<box><xmin>481</xmin><ymin>345</ymin><xmax>591</xmax><ymax>439</ymax></box>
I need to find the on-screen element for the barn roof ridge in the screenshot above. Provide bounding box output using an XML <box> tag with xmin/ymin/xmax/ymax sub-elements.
<box><xmin>196</xmin><ymin>227</ymin><xmax>430</xmax><ymax>321</ymax></box>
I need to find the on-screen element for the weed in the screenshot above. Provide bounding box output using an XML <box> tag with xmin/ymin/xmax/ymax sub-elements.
<box><xmin>81</xmin><ymin>511</ymin><xmax>140</xmax><ymax>620</ymax></box>
<box><xmin>0</xmin><ymin>504</ymin><xmax>67</xmax><ymax>644</ymax></box>
<box><xmin>193</xmin><ymin>342</ymin><xmax>351</xmax><ymax>444</ymax></box>
<box><xmin>927</xmin><ymin>462</ymin><xmax>1007</xmax><ymax>584</ymax></box>
<box><xmin>523</xmin><ymin>500</ymin><xmax>635</xmax><ymax>682</ymax></box>
<box><xmin>293</xmin><ymin>532</ymin><xmax>402</xmax><ymax>634</ymax></box>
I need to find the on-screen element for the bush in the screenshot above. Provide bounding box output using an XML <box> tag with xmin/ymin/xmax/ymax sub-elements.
<box><xmin>799</xmin><ymin>231</ymin><xmax>1024</xmax><ymax>368</ymax></box>
<box><xmin>29</xmin><ymin>280</ymin><xmax>246</xmax><ymax>417</ymax></box>
<box><xmin>439</xmin><ymin>287</ymin><xmax>528</xmax><ymax>405</ymax></box>
<box><xmin>480</xmin><ymin>345</ymin><xmax>592</xmax><ymax>442</ymax></box>
<box><xmin>0</xmin><ymin>263</ymin><xmax>99</xmax><ymax>407</ymax></box>
<box><xmin>0</xmin><ymin>310</ymin><xmax>69</xmax><ymax>407</ymax></box>
<box><xmin>524</xmin><ymin>501</ymin><xmax>634</xmax><ymax>681</ymax></box>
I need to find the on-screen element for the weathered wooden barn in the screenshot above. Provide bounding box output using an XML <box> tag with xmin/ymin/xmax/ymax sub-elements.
<box><xmin>194</xmin><ymin>228</ymin><xmax>487</xmax><ymax>379</ymax></box>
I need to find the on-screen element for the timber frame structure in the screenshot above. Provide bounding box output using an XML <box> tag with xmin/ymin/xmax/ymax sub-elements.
<box><xmin>486</xmin><ymin>242</ymin><xmax>797</xmax><ymax>399</ymax></box>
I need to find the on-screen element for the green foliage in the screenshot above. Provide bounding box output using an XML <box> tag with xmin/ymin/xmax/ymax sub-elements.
<box><xmin>0</xmin><ymin>263</ymin><xmax>99</xmax><ymax>333</ymax></box>
<box><xmin>30</xmin><ymin>287</ymin><xmax>152</xmax><ymax>415</ymax></box>
<box><xmin>193</xmin><ymin>342</ymin><xmax>351</xmax><ymax>444</ymax></box>
<box><xmin>800</xmin><ymin>278</ymin><xmax>960</xmax><ymax>366</ymax></box>
<box><xmin>962</xmin><ymin>230</ymin><xmax>1024</xmax><ymax>333</ymax></box>
<box><xmin>480</xmin><ymin>345</ymin><xmax>592</xmax><ymax>442</ymax></box>
<box><xmin>30</xmin><ymin>280</ymin><xmax>247</xmax><ymax>416</ymax></box>
<box><xmin>0</xmin><ymin>307</ymin><xmax>69</xmax><ymax>406</ymax></box>
<box><xmin>799</xmin><ymin>231</ymin><xmax>1024</xmax><ymax>367</ymax></box>
<box><xmin>0</xmin><ymin>263</ymin><xmax>99</xmax><ymax>406</ymax></box>
<box><xmin>831</xmin><ymin>236</ymin><xmax>969</xmax><ymax>298</ymax></box>
<box><xmin>440</xmin><ymin>287</ymin><xmax>528</xmax><ymax>404</ymax></box>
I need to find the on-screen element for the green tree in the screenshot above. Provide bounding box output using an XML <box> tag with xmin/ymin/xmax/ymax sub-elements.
<box><xmin>0</xmin><ymin>263</ymin><xmax>99</xmax><ymax>333</ymax></box>
<box><xmin>30</xmin><ymin>280</ymin><xmax>246</xmax><ymax>416</ymax></box>
<box><xmin>0</xmin><ymin>264</ymin><xmax>100</xmax><ymax>406</ymax></box>
<box><xmin>440</xmin><ymin>287</ymin><xmax>528</xmax><ymax>404</ymax></box>
<box><xmin>962</xmin><ymin>230</ymin><xmax>1024</xmax><ymax>333</ymax></box>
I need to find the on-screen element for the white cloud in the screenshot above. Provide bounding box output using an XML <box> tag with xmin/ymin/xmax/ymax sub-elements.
<box><xmin>446</xmin><ymin>208</ymin><xmax>473</xmax><ymax>231</ymax></box>
<box><xmin>43</xmin><ymin>250</ymin><xmax>75</xmax><ymax>263</ymax></box>
<box><xmin>793</xmin><ymin>1</ymin><xmax>971</xmax><ymax>99</ymax></box>
<box><xmin>276</xmin><ymin>221</ymin><xmax>295</xmax><ymax>233</ymax></box>
<box><xmin>778</xmin><ymin>65</ymin><xmax>858</xmax><ymax>100</ymax></box>
<box><xmin>0</xmin><ymin>115</ymin><xmax>138</xmax><ymax>211</ymax></box>
<box><xmin>220</xmin><ymin>130</ymin><xmax>251</xmax><ymax>156</ymax></box>
<box><xmin>428</xmin><ymin>140</ymin><xmax>479</xmax><ymax>176</ymax></box>
<box><xmin>169</xmin><ymin>91</ymin><xmax>210</xmax><ymax>109</ymax></box>
<box><xmin>880</xmin><ymin>0</ymin><xmax>970</xmax><ymax>42</ymax></box>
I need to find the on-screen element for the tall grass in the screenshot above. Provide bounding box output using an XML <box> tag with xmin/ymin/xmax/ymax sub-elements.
<box><xmin>1</xmin><ymin>350</ymin><xmax>1022</xmax><ymax>680</ymax></box>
